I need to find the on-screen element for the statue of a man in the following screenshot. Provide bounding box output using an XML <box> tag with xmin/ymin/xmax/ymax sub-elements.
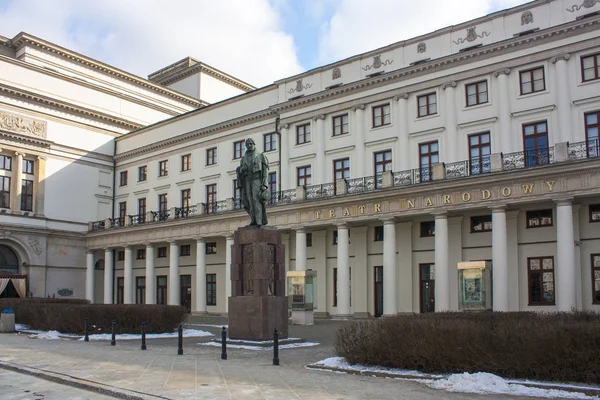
<box><xmin>236</xmin><ymin>138</ymin><xmax>270</xmax><ymax>226</ymax></box>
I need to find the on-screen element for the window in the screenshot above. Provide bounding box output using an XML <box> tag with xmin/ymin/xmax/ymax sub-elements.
<box><xmin>419</xmin><ymin>141</ymin><xmax>439</xmax><ymax>182</ymax></box>
<box><xmin>297</xmin><ymin>165</ymin><xmax>311</xmax><ymax>187</ymax></box>
<box><xmin>138</xmin><ymin>198</ymin><xmax>146</xmax><ymax>223</ymax></box>
<box><xmin>136</xmin><ymin>277</ymin><xmax>145</xmax><ymax>304</ymax></box>
<box><xmin>374</xmin><ymin>226</ymin><xmax>384</xmax><ymax>241</ymax></box>
<box><xmin>117</xmin><ymin>251</ymin><xmax>125</xmax><ymax>261</ymax></box>
<box><xmin>589</xmin><ymin>204</ymin><xmax>600</xmax><ymax>222</ymax></box>
<box><xmin>471</xmin><ymin>215</ymin><xmax>492</xmax><ymax>232</ymax></box>
<box><xmin>158</xmin><ymin>193</ymin><xmax>168</xmax><ymax>215</ymax></box>
<box><xmin>523</xmin><ymin>121</ymin><xmax>549</xmax><ymax>167</ymax></box>
<box><xmin>180</xmin><ymin>244</ymin><xmax>191</xmax><ymax>256</ymax></box>
<box><xmin>333</xmin><ymin>158</ymin><xmax>350</xmax><ymax>181</ymax></box>
<box><xmin>332</xmin><ymin>231</ymin><xmax>350</xmax><ymax>245</ymax></box>
<box><xmin>468</xmin><ymin>132</ymin><xmax>491</xmax><ymax>175</ymax></box>
<box><xmin>465</xmin><ymin>80</ymin><xmax>488</xmax><ymax>107</ymax></box>
<box><xmin>585</xmin><ymin>111</ymin><xmax>599</xmax><ymax>157</ymax></box>
<box><xmin>528</xmin><ymin>257</ymin><xmax>555</xmax><ymax>305</ymax></box>
<box><xmin>233</xmin><ymin>179</ymin><xmax>242</xmax><ymax>209</ymax></box>
<box><xmin>158</xmin><ymin>160</ymin><xmax>168</xmax><ymax>177</ymax></box>
<box><xmin>118</xmin><ymin>201</ymin><xmax>126</xmax><ymax>226</ymax></box>
<box><xmin>207</xmin><ymin>274</ymin><xmax>217</xmax><ymax>306</ymax></box>
<box><xmin>372</xmin><ymin>104</ymin><xmax>391</xmax><ymax>127</ymax></box>
<box><xmin>417</xmin><ymin>93</ymin><xmax>437</xmax><ymax>117</ymax></box>
<box><xmin>233</xmin><ymin>141</ymin><xmax>245</xmax><ymax>159</ymax></box>
<box><xmin>296</xmin><ymin>123</ymin><xmax>311</xmax><ymax>145</ymax></box>
<box><xmin>0</xmin><ymin>176</ymin><xmax>10</xmax><ymax>208</ymax></box>
<box><xmin>520</xmin><ymin>67</ymin><xmax>545</xmax><ymax>95</ymax></box>
<box><xmin>0</xmin><ymin>155</ymin><xmax>11</xmax><ymax>171</ymax></box>
<box><xmin>138</xmin><ymin>166</ymin><xmax>147</xmax><ymax>182</ymax></box>
<box><xmin>119</xmin><ymin>171</ymin><xmax>128</xmax><ymax>186</ymax></box>
<box><xmin>156</xmin><ymin>276</ymin><xmax>167</xmax><ymax>305</ymax></box>
<box><xmin>268</xmin><ymin>172</ymin><xmax>277</xmax><ymax>204</ymax></box>
<box><xmin>206</xmin><ymin>242</ymin><xmax>217</xmax><ymax>254</ymax></box>
<box><xmin>136</xmin><ymin>249</ymin><xmax>146</xmax><ymax>260</ymax></box>
<box><xmin>526</xmin><ymin>209</ymin><xmax>553</xmax><ymax>228</ymax></box>
<box><xmin>206</xmin><ymin>184</ymin><xmax>217</xmax><ymax>213</ymax></box>
<box><xmin>157</xmin><ymin>247</ymin><xmax>167</xmax><ymax>258</ymax></box>
<box><xmin>420</xmin><ymin>221</ymin><xmax>435</xmax><ymax>237</ymax></box>
<box><xmin>581</xmin><ymin>53</ymin><xmax>600</xmax><ymax>82</ymax></box>
<box><xmin>264</xmin><ymin>132</ymin><xmax>277</xmax><ymax>152</ymax></box>
<box><xmin>181</xmin><ymin>154</ymin><xmax>191</xmax><ymax>171</ymax></box>
<box><xmin>117</xmin><ymin>277</ymin><xmax>124</xmax><ymax>304</ymax></box>
<box><xmin>21</xmin><ymin>180</ymin><xmax>33</xmax><ymax>211</ymax></box>
<box><xmin>306</xmin><ymin>233</ymin><xmax>312</xmax><ymax>247</ymax></box>
<box><xmin>374</xmin><ymin>150</ymin><xmax>392</xmax><ymax>176</ymax></box>
<box><xmin>181</xmin><ymin>189</ymin><xmax>191</xmax><ymax>210</ymax></box>
<box><xmin>592</xmin><ymin>254</ymin><xmax>600</xmax><ymax>304</ymax></box>
<box><xmin>23</xmin><ymin>159</ymin><xmax>34</xmax><ymax>175</ymax></box>
<box><xmin>206</xmin><ymin>147</ymin><xmax>217</xmax><ymax>165</ymax></box>
<box><xmin>332</xmin><ymin>114</ymin><xmax>349</xmax><ymax>136</ymax></box>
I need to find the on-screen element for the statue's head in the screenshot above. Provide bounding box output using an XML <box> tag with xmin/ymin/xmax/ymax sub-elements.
<box><xmin>245</xmin><ymin>138</ymin><xmax>255</xmax><ymax>152</ymax></box>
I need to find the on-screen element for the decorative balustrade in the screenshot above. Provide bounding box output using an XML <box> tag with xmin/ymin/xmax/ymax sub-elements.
<box><xmin>129</xmin><ymin>214</ymin><xmax>145</xmax><ymax>225</ymax></box>
<box><xmin>151</xmin><ymin>210</ymin><xmax>170</xmax><ymax>222</ymax></box>
<box><xmin>445</xmin><ymin>156</ymin><xmax>491</xmax><ymax>179</ymax></box>
<box><xmin>271</xmin><ymin>189</ymin><xmax>296</xmax><ymax>205</ymax></box>
<box><xmin>110</xmin><ymin>217</ymin><xmax>125</xmax><ymax>228</ymax></box>
<box><xmin>204</xmin><ymin>200</ymin><xmax>227</xmax><ymax>214</ymax></box>
<box><xmin>393</xmin><ymin>168</ymin><xmax>421</xmax><ymax>187</ymax></box>
<box><xmin>175</xmin><ymin>205</ymin><xmax>197</xmax><ymax>219</ymax></box>
<box><xmin>347</xmin><ymin>176</ymin><xmax>377</xmax><ymax>194</ymax></box>
<box><xmin>306</xmin><ymin>182</ymin><xmax>335</xmax><ymax>199</ymax></box>
<box><xmin>502</xmin><ymin>147</ymin><xmax>554</xmax><ymax>171</ymax></box>
<box><xmin>91</xmin><ymin>220</ymin><xmax>105</xmax><ymax>231</ymax></box>
<box><xmin>234</xmin><ymin>198</ymin><xmax>243</xmax><ymax>210</ymax></box>
<box><xmin>568</xmin><ymin>139</ymin><xmax>599</xmax><ymax>160</ymax></box>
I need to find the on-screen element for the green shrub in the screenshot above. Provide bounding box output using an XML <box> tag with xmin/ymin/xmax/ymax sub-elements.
<box><xmin>335</xmin><ymin>312</ymin><xmax>600</xmax><ymax>384</ymax></box>
<box><xmin>0</xmin><ymin>298</ymin><xmax>90</xmax><ymax>324</ymax></box>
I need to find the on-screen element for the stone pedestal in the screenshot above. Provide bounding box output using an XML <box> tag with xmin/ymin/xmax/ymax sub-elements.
<box><xmin>291</xmin><ymin>310</ymin><xmax>314</xmax><ymax>325</ymax></box>
<box><xmin>0</xmin><ymin>312</ymin><xmax>15</xmax><ymax>333</ymax></box>
<box><xmin>228</xmin><ymin>226</ymin><xmax>288</xmax><ymax>340</ymax></box>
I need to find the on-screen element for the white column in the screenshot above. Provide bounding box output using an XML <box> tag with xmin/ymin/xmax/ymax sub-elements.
<box><xmin>395</xmin><ymin>94</ymin><xmax>410</xmax><ymax>171</ymax></box>
<box><xmin>552</xmin><ymin>54</ymin><xmax>572</xmax><ymax>143</ymax></box>
<box><xmin>337</xmin><ymin>224</ymin><xmax>351</xmax><ymax>317</ymax></box>
<box><xmin>295</xmin><ymin>229</ymin><xmax>307</xmax><ymax>271</ymax></box>
<box><xmin>145</xmin><ymin>244</ymin><xmax>156</xmax><ymax>304</ymax></box>
<box><xmin>225</xmin><ymin>235</ymin><xmax>234</xmax><ymax>312</ymax></box>
<box><xmin>434</xmin><ymin>213</ymin><xmax>449</xmax><ymax>312</ymax></box>
<box><xmin>11</xmin><ymin>152</ymin><xmax>23</xmax><ymax>213</ymax></box>
<box><xmin>556</xmin><ymin>198</ymin><xmax>576</xmax><ymax>311</ymax></box>
<box><xmin>168</xmin><ymin>241</ymin><xmax>180</xmax><ymax>305</ymax></box>
<box><xmin>279</xmin><ymin>124</ymin><xmax>290</xmax><ymax>191</ymax></box>
<box><xmin>495</xmin><ymin>69</ymin><xmax>512</xmax><ymax>154</ymax></box>
<box><xmin>491</xmin><ymin>207</ymin><xmax>508</xmax><ymax>312</ymax></box>
<box><xmin>353</xmin><ymin>105</ymin><xmax>366</xmax><ymax>177</ymax></box>
<box><xmin>442</xmin><ymin>83</ymin><xmax>457</xmax><ymax>161</ymax></box>
<box><xmin>383</xmin><ymin>219</ymin><xmax>397</xmax><ymax>316</ymax></box>
<box><xmin>124</xmin><ymin>246</ymin><xmax>133</xmax><ymax>304</ymax></box>
<box><xmin>196</xmin><ymin>238</ymin><xmax>207</xmax><ymax>313</ymax></box>
<box><xmin>314</xmin><ymin>115</ymin><xmax>326</xmax><ymax>183</ymax></box>
<box><xmin>85</xmin><ymin>251</ymin><xmax>94</xmax><ymax>303</ymax></box>
<box><xmin>103</xmin><ymin>248</ymin><xmax>114</xmax><ymax>304</ymax></box>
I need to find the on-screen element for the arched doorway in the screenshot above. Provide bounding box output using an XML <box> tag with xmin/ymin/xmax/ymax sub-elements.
<box><xmin>0</xmin><ymin>244</ymin><xmax>26</xmax><ymax>298</ymax></box>
<box><xmin>0</xmin><ymin>245</ymin><xmax>19</xmax><ymax>274</ymax></box>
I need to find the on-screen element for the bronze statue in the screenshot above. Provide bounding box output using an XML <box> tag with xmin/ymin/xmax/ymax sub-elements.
<box><xmin>236</xmin><ymin>138</ymin><xmax>270</xmax><ymax>226</ymax></box>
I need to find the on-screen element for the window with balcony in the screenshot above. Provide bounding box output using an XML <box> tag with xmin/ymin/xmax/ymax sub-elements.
<box><xmin>420</xmin><ymin>221</ymin><xmax>435</xmax><ymax>237</ymax></box>
<box><xmin>206</xmin><ymin>183</ymin><xmax>217</xmax><ymax>213</ymax></box>
<box><xmin>523</xmin><ymin>121</ymin><xmax>549</xmax><ymax>167</ymax></box>
<box><xmin>471</xmin><ymin>215</ymin><xmax>492</xmax><ymax>232</ymax></box>
<box><xmin>158</xmin><ymin>193</ymin><xmax>168</xmax><ymax>215</ymax></box>
<box><xmin>268</xmin><ymin>172</ymin><xmax>277</xmax><ymax>203</ymax></box>
<box><xmin>180</xmin><ymin>244</ymin><xmax>191</xmax><ymax>256</ymax></box>
<box><xmin>181</xmin><ymin>189</ymin><xmax>191</xmax><ymax>211</ymax></box>
<box><xmin>526</xmin><ymin>209</ymin><xmax>553</xmax><ymax>228</ymax></box>
<box><xmin>585</xmin><ymin>111</ymin><xmax>599</xmax><ymax>157</ymax></box>
<box><xmin>296</xmin><ymin>123</ymin><xmax>311</xmax><ymax>145</ymax></box>
<box><xmin>592</xmin><ymin>254</ymin><xmax>600</xmax><ymax>304</ymax></box>
<box><xmin>465</xmin><ymin>80</ymin><xmax>488</xmax><ymax>107</ymax></box>
<box><xmin>372</xmin><ymin>104</ymin><xmax>391</xmax><ymax>127</ymax></box>
<box><xmin>207</xmin><ymin>274</ymin><xmax>217</xmax><ymax>306</ymax></box>
<box><xmin>581</xmin><ymin>52</ymin><xmax>600</xmax><ymax>82</ymax></box>
<box><xmin>528</xmin><ymin>256</ymin><xmax>555</xmax><ymax>305</ymax></box>
<box><xmin>138</xmin><ymin>198</ymin><xmax>146</xmax><ymax>223</ymax></box>
<box><xmin>138</xmin><ymin>166</ymin><xmax>147</xmax><ymax>182</ymax></box>
<box><xmin>468</xmin><ymin>132</ymin><xmax>491</xmax><ymax>174</ymax></box>
<box><xmin>0</xmin><ymin>176</ymin><xmax>10</xmax><ymax>208</ymax></box>
<box><xmin>21</xmin><ymin>180</ymin><xmax>33</xmax><ymax>211</ymax></box>
<box><xmin>119</xmin><ymin>171</ymin><xmax>128</xmax><ymax>186</ymax></box>
<box><xmin>519</xmin><ymin>67</ymin><xmax>545</xmax><ymax>95</ymax></box>
<box><xmin>374</xmin><ymin>150</ymin><xmax>392</xmax><ymax>176</ymax></box>
<box><xmin>233</xmin><ymin>140</ymin><xmax>245</xmax><ymax>159</ymax></box>
<box><xmin>206</xmin><ymin>147</ymin><xmax>217</xmax><ymax>165</ymax></box>
<box><xmin>118</xmin><ymin>201</ymin><xmax>126</xmax><ymax>225</ymax></box>
<box><xmin>157</xmin><ymin>247</ymin><xmax>167</xmax><ymax>258</ymax></box>
<box><xmin>419</xmin><ymin>141</ymin><xmax>438</xmax><ymax>182</ymax></box>
<box><xmin>334</xmin><ymin>158</ymin><xmax>350</xmax><ymax>181</ymax></box>
<box><xmin>206</xmin><ymin>242</ymin><xmax>217</xmax><ymax>254</ymax></box>
<box><xmin>332</xmin><ymin>114</ymin><xmax>349</xmax><ymax>136</ymax></box>
<box><xmin>589</xmin><ymin>204</ymin><xmax>600</xmax><ymax>222</ymax></box>
<box><xmin>158</xmin><ymin>160</ymin><xmax>168</xmax><ymax>177</ymax></box>
<box><xmin>297</xmin><ymin>165</ymin><xmax>311</xmax><ymax>187</ymax></box>
<box><xmin>417</xmin><ymin>93</ymin><xmax>437</xmax><ymax>117</ymax></box>
<box><xmin>23</xmin><ymin>159</ymin><xmax>34</xmax><ymax>175</ymax></box>
<box><xmin>264</xmin><ymin>132</ymin><xmax>277</xmax><ymax>152</ymax></box>
<box><xmin>374</xmin><ymin>226</ymin><xmax>384</xmax><ymax>241</ymax></box>
<box><xmin>181</xmin><ymin>154</ymin><xmax>191</xmax><ymax>171</ymax></box>
<box><xmin>0</xmin><ymin>155</ymin><xmax>12</xmax><ymax>171</ymax></box>
<box><xmin>233</xmin><ymin>179</ymin><xmax>241</xmax><ymax>206</ymax></box>
<box><xmin>136</xmin><ymin>249</ymin><xmax>146</xmax><ymax>260</ymax></box>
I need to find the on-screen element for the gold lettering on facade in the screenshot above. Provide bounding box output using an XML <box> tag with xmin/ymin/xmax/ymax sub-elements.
<box><xmin>481</xmin><ymin>190</ymin><xmax>491</xmax><ymax>200</ymax></box>
<box><xmin>462</xmin><ymin>192</ymin><xmax>471</xmax><ymax>202</ymax></box>
<box><xmin>329</xmin><ymin>210</ymin><xmax>336</xmax><ymax>218</ymax></box>
<box><xmin>546</xmin><ymin>181</ymin><xmax>555</xmax><ymax>191</ymax></box>
<box><xmin>425</xmin><ymin>198</ymin><xmax>433</xmax><ymax>206</ymax></box>
<box><xmin>358</xmin><ymin>205</ymin><xmax>366</xmax><ymax>214</ymax></box>
<box><xmin>522</xmin><ymin>184</ymin><xmax>534</xmax><ymax>194</ymax></box>
<box><xmin>315</xmin><ymin>211</ymin><xmax>321</xmax><ymax>220</ymax></box>
<box><xmin>375</xmin><ymin>204</ymin><xmax>381</xmax><ymax>212</ymax></box>
<box><xmin>443</xmin><ymin>195</ymin><xmax>451</xmax><ymax>204</ymax></box>
<box><xmin>502</xmin><ymin>187</ymin><xmax>512</xmax><ymax>197</ymax></box>
<box><xmin>344</xmin><ymin>208</ymin><xmax>350</xmax><ymax>216</ymax></box>
<box><xmin>407</xmin><ymin>199</ymin><xmax>415</xmax><ymax>209</ymax></box>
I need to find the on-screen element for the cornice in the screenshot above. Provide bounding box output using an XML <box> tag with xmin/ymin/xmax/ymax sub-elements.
<box><xmin>152</xmin><ymin>62</ymin><xmax>255</xmax><ymax>93</ymax></box>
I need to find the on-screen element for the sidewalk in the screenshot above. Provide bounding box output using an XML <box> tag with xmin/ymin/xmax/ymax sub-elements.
<box><xmin>0</xmin><ymin>317</ymin><xmax>557</xmax><ymax>400</ymax></box>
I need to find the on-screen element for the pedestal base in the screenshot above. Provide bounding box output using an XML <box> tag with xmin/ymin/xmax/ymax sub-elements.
<box><xmin>228</xmin><ymin>296</ymin><xmax>288</xmax><ymax>340</ymax></box>
<box><xmin>291</xmin><ymin>309</ymin><xmax>314</xmax><ymax>325</ymax></box>
<box><xmin>0</xmin><ymin>313</ymin><xmax>15</xmax><ymax>333</ymax></box>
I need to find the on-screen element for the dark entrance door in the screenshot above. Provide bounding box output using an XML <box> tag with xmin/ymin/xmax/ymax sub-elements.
<box><xmin>156</xmin><ymin>276</ymin><xmax>167</xmax><ymax>305</ymax></box>
<box><xmin>419</xmin><ymin>263</ymin><xmax>435</xmax><ymax>313</ymax></box>
<box><xmin>374</xmin><ymin>266</ymin><xmax>383</xmax><ymax>317</ymax></box>
<box><xmin>116</xmin><ymin>277</ymin><xmax>124</xmax><ymax>304</ymax></box>
<box><xmin>180</xmin><ymin>274</ymin><xmax>191</xmax><ymax>312</ymax></box>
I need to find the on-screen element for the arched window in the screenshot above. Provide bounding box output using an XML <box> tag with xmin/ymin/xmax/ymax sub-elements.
<box><xmin>95</xmin><ymin>259</ymin><xmax>105</xmax><ymax>271</ymax></box>
<box><xmin>0</xmin><ymin>245</ymin><xmax>19</xmax><ymax>274</ymax></box>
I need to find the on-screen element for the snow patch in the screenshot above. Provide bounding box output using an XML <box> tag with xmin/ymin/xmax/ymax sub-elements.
<box><xmin>30</xmin><ymin>330</ymin><xmax>61</xmax><ymax>340</ymax></box>
<box><xmin>81</xmin><ymin>328</ymin><xmax>213</xmax><ymax>341</ymax></box>
<box><xmin>198</xmin><ymin>341</ymin><xmax>319</xmax><ymax>350</ymax></box>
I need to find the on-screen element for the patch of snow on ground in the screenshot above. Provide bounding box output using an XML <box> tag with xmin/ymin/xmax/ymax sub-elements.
<box><xmin>198</xmin><ymin>341</ymin><xmax>319</xmax><ymax>350</ymax></box>
<box><xmin>186</xmin><ymin>324</ymin><xmax>229</xmax><ymax>329</ymax></box>
<box><xmin>30</xmin><ymin>330</ymin><xmax>61</xmax><ymax>340</ymax></box>
<box><xmin>312</xmin><ymin>357</ymin><xmax>440</xmax><ymax>378</ymax></box>
<box><xmin>81</xmin><ymin>328</ymin><xmax>213</xmax><ymax>341</ymax></box>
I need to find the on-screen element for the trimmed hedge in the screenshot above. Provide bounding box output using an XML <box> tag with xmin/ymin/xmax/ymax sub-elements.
<box><xmin>0</xmin><ymin>298</ymin><xmax>90</xmax><ymax>324</ymax></box>
<box><xmin>335</xmin><ymin>312</ymin><xmax>600</xmax><ymax>384</ymax></box>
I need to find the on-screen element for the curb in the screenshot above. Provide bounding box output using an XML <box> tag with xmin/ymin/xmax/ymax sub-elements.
<box><xmin>0</xmin><ymin>361</ymin><xmax>170</xmax><ymax>400</ymax></box>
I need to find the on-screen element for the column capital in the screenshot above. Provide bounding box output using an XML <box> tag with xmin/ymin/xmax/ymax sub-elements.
<box><xmin>195</xmin><ymin>236</ymin><xmax>205</xmax><ymax>243</ymax></box>
<box><xmin>441</xmin><ymin>81</ymin><xmax>457</xmax><ymax>90</ymax></box>
<box><xmin>225</xmin><ymin>234</ymin><xmax>234</xmax><ymax>241</ymax></box>
<box><xmin>393</xmin><ymin>93</ymin><xmax>409</xmax><ymax>101</ymax></box>
<box><xmin>36</xmin><ymin>155</ymin><xmax>47</xmax><ymax>161</ymax></box>
<box><xmin>86</xmin><ymin>250</ymin><xmax>94</xmax><ymax>255</ymax></box>
<box><xmin>168</xmin><ymin>240</ymin><xmax>178</xmax><ymax>246</ymax></box>
<box><xmin>489</xmin><ymin>204</ymin><xmax>508</xmax><ymax>212</ymax></box>
<box><xmin>351</xmin><ymin>104</ymin><xmax>366</xmax><ymax>112</ymax></box>
<box><xmin>432</xmin><ymin>211</ymin><xmax>447</xmax><ymax>219</ymax></box>
<box><xmin>142</xmin><ymin>241</ymin><xmax>154</xmax><ymax>247</ymax></box>
<box><xmin>381</xmin><ymin>218</ymin><xmax>396</xmax><ymax>225</ymax></box>
<box><xmin>550</xmin><ymin>53</ymin><xmax>571</xmax><ymax>64</ymax></box>
<box><xmin>554</xmin><ymin>197</ymin><xmax>574</xmax><ymax>206</ymax></box>
<box><xmin>313</xmin><ymin>114</ymin><xmax>326</xmax><ymax>121</ymax></box>
<box><xmin>336</xmin><ymin>223</ymin><xmax>349</xmax><ymax>230</ymax></box>
<box><xmin>124</xmin><ymin>245</ymin><xmax>133</xmax><ymax>250</ymax></box>
<box><xmin>14</xmin><ymin>151</ymin><xmax>25</xmax><ymax>157</ymax></box>
<box><xmin>280</xmin><ymin>123</ymin><xmax>289</xmax><ymax>130</ymax></box>
<box><xmin>296</xmin><ymin>228</ymin><xmax>306</xmax><ymax>234</ymax></box>
<box><xmin>494</xmin><ymin>68</ymin><xmax>511</xmax><ymax>78</ymax></box>
<box><xmin>104</xmin><ymin>247</ymin><xmax>115</xmax><ymax>251</ymax></box>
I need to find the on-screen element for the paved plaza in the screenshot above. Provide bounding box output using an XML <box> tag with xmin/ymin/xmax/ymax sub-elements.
<box><xmin>0</xmin><ymin>316</ymin><xmax>577</xmax><ymax>399</ymax></box>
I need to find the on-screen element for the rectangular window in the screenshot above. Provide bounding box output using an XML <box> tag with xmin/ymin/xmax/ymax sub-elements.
<box><xmin>181</xmin><ymin>154</ymin><xmax>191</xmax><ymax>171</ymax></box>
<box><xmin>118</xmin><ymin>201</ymin><xmax>126</xmax><ymax>226</ymax></box>
<box><xmin>417</xmin><ymin>93</ymin><xmax>437</xmax><ymax>117</ymax></box>
<box><xmin>471</xmin><ymin>215</ymin><xmax>492</xmax><ymax>232</ymax></box>
<box><xmin>158</xmin><ymin>160</ymin><xmax>168</xmax><ymax>177</ymax></box>
<box><xmin>520</xmin><ymin>67</ymin><xmax>545</xmax><ymax>95</ymax></box>
<box><xmin>136</xmin><ymin>249</ymin><xmax>146</xmax><ymax>260</ymax></box>
<box><xmin>138</xmin><ymin>198</ymin><xmax>146</xmax><ymax>223</ymax></box>
<box><xmin>581</xmin><ymin>53</ymin><xmax>600</xmax><ymax>82</ymax></box>
<box><xmin>332</xmin><ymin>114</ymin><xmax>349</xmax><ymax>136</ymax></box>
<box><xmin>419</xmin><ymin>141</ymin><xmax>439</xmax><ymax>182</ymax></box>
<box><xmin>333</xmin><ymin>230</ymin><xmax>338</xmax><ymax>245</ymax></box>
<box><xmin>523</xmin><ymin>121</ymin><xmax>549</xmax><ymax>167</ymax></box>
<box><xmin>592</xmin><ymin>254</ymin><xmax>600</xmax><ymax>304</ymax></box>
<box><xmin>181</xmin><ymin>189</ymin><xmax>191</xmax><ymax>210</ymax></box>
<box><xmin>206</xmin><ymin>147</ymin><xmax>217</xmax><ymax>165</ymax></box>
<box><xmin>268</xmin><ymin>172</ymin><xmax>277</xmax><ymax>204</ymax></box>
<box><xmin>468</xmin><ymin>132</ymin><xmax>491</xmax><ymax>175</ymax></box>
<box><xmin>21</xmin><ymin>180</ymin><xmax>33</xmax><ymax>211</ymax></box>
<box><xmin>180</xmin><ymin>244</ymin><xmax>191</xmax><ymax>256</ymax></box>
<box><xmin>157</xmin><ymin>247</ymin><xmax>167</xmax><ymax>258</ymax></box>
<box><xmin>526</xmin><ymin>209</ymin><xmax>553</xmax><ymax>228</ymax></box>
<box><xmin>156</xmin><ymin>276</ymin><xmax>167</xmax><ymax>305</ymax></box>
<box><xmin>206</xmin><ymin>183</ymin><xmax>217</xmax><ymax>213</ymax></box>
<box><xmin>0</xmin><ymin>176</ymin><xmax>10</xmax><ymax>208</ymax></box>
<box><xmin>333</xmin><ymin>158</ymin><xmax>350</xmax><ymax>181</ymax></box>
<box><xmin>420</xmin><ymin>221</ymin><xmax>435</xmax><ymax>237</ymax></box>
<box><xmin>297</xmin><ymin>165</ymin><xmax>311</xmax><ymax>187</ymax></box>
<box><xmin>465</xmin><ymin>80</ymin><xmax>488</xmax><ymax>107</ymax></box>
<box><xmin>117</xmin><ymin>251</ymin><xmax>124</xmax><ymax>261</ymax></box>
<box><xmin>589</xmin><ymin>204</ymin><xmax>600</xmax><ymax>222</ymax></box>
<box><xmin>117</xmin><ymin>277</ymin><xmax>124</xmax><ymax>304</ymax></box>
<box><xmin>372</xmin><ymin>104</ymin><xmax>391</xmax><ymax>127</ymax></box>
<box><xmin>374</xmin><ymin>226</ymin><xmax>384</xmax><ymax>241</ymax></box>
<box><xmin>585</xmin><ymin>111</ymin><xmax>599</xmax><ymax>158</ymax></box>
<box><xmin>206</xmin><ymin>273</ymin><xmax>217</xmax><ymax>306</ymax></box>
<box><xmin>306</xmin><ymin>232</ymin><xmax>312</xmax><ymax>247</ymax></box>
<box><xmin>136</xmin><ymin>277</ymin><xmax>145</xmax><ymax>304</ymax></box>
<box><xmin>296</xmin><ymin>123</ymin><xmax>311</xmax><ymax>145</ymax></box>
<box><xmin>206</xmin><ymin>242</ymin><xmax>217</xmax><ymax>254</ymax></box>
<box><xmin>158</xmin><ymin>193</ymin><xmax>168</xmax><ymax>214</ymax></box>
<box><xmin>233</xmin><ymin>179</ymin><xmax>242</xmax><ymax>205</ymax></box>
<box><xmin>233</xmin><ymin>141</ymin><xmax>245</xmax><ymax>159</ymax></box>
<box><xmin>528</xmin><ymin>257</ymin><xmax>555</xmax><ymax>305</ymax></box>
<box><xmin>23</xmin><ymin>159</ymin><xmax>34</xmax><ymax>175</ymax></box>
<box><xmin>0</xmin><ymin>155</ymin><xmax>12</xmax><ymax>171</ymax></box>
<box><xmin>119</xmin><ymin>171</ymin><xmax>128</xmax><ymax>186</ymax></box>
<box><xmin>374</xmin><ymin>150</ymin><xmax>392</xmax><ymax>179</ymax></box>
<box><xmin>264</xmin><ymin>132</ymin><xmax>277</xmax><ymax>152</ymax></box>
<box><xmin>138</xmin><ymin>166</ymin><xmax>147</xmax><ymax>182</ymax></box>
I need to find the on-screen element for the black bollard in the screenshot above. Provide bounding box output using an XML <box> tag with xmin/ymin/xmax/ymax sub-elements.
<box><xmin>273</xmin><ymin>328</ymin><xmax>279</xmax><ymax>366</ymax></box>
<box><xmin>177</xmin><ymin>325</ymin><xmax>183</xmax><ymax>355</ymax></box>
<box><xmin>84</xmin><ymin>319</ymin><xmax>89</xmax><ymax>342</ymax></box>
<box><xmin>141</xmin><ymin>322</ymin><xmax>147</xmax><ymax>350</ymax></box>
<box><xmin>110</xmin><ymin>320</ymin><xmax>116</xmax><ymax>346</ymax></box>
<box><xmin>221</xmin><ymin>326</ymin><xmax>227</xmax><ymax>360</ymax></box>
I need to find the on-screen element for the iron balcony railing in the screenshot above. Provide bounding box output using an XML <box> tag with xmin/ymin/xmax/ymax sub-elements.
<box><xmin>151</xmin><ymin>210</ymin><xmax>170</xmax><ymax>222</ymax></box>
<box><xmin>175</xmin><ymin>205</ymin><xmax>197</xmax><ymax>219</ymax></box>
<box><xmin>305</xmin><ymin>182</ymin><xmax>336</xmax><ymax>199</ymax></box>
<box><xmin>502</xmin><ymin>147</ymin><xmax>555</xmax><ymax>171</ymax></box>
<box><xmin>129</xmin><ymin>214</ymin><xmax>146</xmax><ymax>225</ymax></box>
<box><xmin>445</xmin><ymin>156</ymin><xmax>492</xmax><ymax>180</ymax></box>
<box><xmin>568</xmin><ymin>138</ymin><xmax>599</xmax><ymax>161</ymax></box>
<box><xmin>203</xmin><ymin>200</ymin><xmax>227</xmax><ymax>214</ymax></box>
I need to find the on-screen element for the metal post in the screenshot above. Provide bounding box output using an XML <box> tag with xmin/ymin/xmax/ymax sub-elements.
<box><xmin>221</xmin><ymin>326</ymin><xmax>227</xmax><ymax>360</ymax></box>
<box><xmin>177</xmin><ymin>325</ymin><xmax>183</xmax><ymax>355</ymax></box>
<box><xmin>84</xmin><ymin>319</ymin><xmax>89</xmax><ymax>342</ymax></box>
<box><xmin>111</xmin><ymin>320</ymin><xmax>116</xmax><ymax>346</ymax></box>
<box><xmin>141</xmin><ymin>322</ymin><xmax>146</xmax><ymax>350</ymax></box>
<box><xmin>273</xmin><ymin>328</ymin><xmax>279</xmax><ymax>366</ymax></box>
